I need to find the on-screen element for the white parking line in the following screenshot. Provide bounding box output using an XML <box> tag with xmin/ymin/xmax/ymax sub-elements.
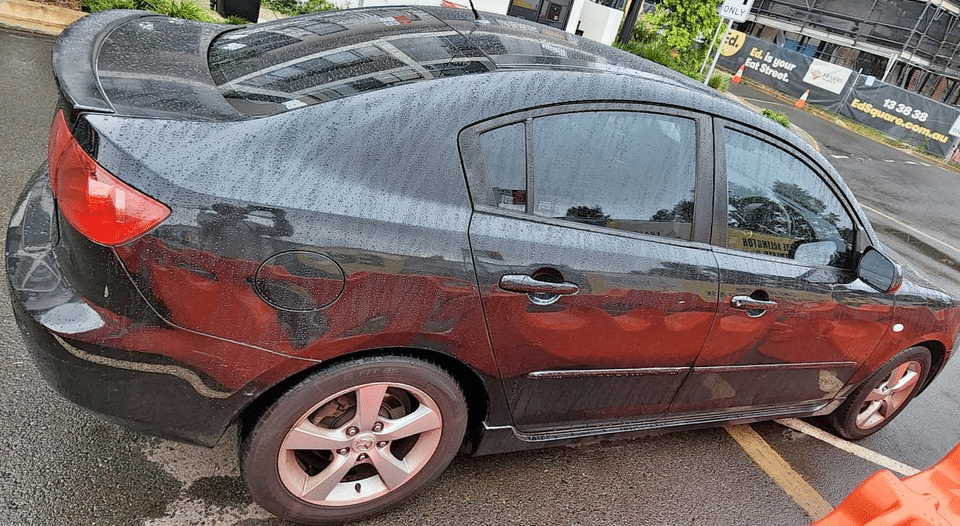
<box><xmin>830</xmin><ymin>154</ymin><xmax>850</xmax><ymax>159</ymax></box>
<box><xmin>775</xmin><ymin>419</ymin><xmax>920</xmax><ymax>477</ymax></box>
<box><xmin>860</xmin><ymin>204</ymin><xmax>960</xmax><ymax>256</ymax></box>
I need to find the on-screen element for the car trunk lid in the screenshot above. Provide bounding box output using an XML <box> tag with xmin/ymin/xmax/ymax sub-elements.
<box><xmin>55</xmin><ymin>10</ymin><xmax>241</xmax><ymax>121</ymax></box>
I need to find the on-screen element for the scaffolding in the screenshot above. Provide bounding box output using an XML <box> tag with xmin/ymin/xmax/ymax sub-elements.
<box><xmin>742</xmin><ymin>0</ymin><xmax>960</xmax><ymax>105</ymax></box>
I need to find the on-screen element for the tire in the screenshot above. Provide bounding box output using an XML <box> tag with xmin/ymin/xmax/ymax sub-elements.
<box><xmin>829</xmin><ymin>346</ymin><xmax>931</xmax><ymax>440</ymax></box>
<box><xmin>240</xmin><ymin>356</ymin><xmax>467</xmax><ymax>525</ymax></box>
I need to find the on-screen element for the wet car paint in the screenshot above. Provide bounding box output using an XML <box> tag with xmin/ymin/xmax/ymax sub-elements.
<box><xmin>6</xmin><ymin>7</ymin><xmax>959</xmax><ymax>459</ymax></box>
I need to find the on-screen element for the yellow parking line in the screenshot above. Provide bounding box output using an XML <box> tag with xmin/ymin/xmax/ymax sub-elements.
<box><xmin>725</xmin><ymin>425</ymin><xmax>834</xmax><ymax>521</ymax></box>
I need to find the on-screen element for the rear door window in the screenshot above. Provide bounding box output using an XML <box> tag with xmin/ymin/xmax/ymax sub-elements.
<box><xmin>480</xmin><ymin>123</ymin><xmax>526</xmax><ymax>212</ymax></box>
<box><xmin>471</xmin><ymin>109</ymin><xmax>700</xmax><ymax>241</ymax></box>
<box><xmin>529</xmin><ymin>111</ymin><xmax>696</xmax><ymax>240</ymax></box>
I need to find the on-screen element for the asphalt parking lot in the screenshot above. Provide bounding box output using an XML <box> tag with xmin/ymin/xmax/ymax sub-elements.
<box><xmin>0</xmin><ymin>26</ymin><xmax>958</xmax><ymax>526</ymax></box>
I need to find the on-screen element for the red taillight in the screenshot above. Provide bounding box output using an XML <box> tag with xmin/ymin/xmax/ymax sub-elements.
<box><xmin>47</xmin><ymin>110</ymin><xmax>170</xmax><ymax>246</ymax></box>
<box><xmin>48</xmin><ymin>111</ymin><xmax>72</xmax><ymax>189</ymax></box>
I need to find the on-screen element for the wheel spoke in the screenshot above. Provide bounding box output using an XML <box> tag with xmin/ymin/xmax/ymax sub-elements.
<box><xmin>355</xmin><ymin>384</ymin><xmax>389</xmax><ymax>429</ymax></box>
<box><xmin>301</xmin><ymin>454</ymin><xmax>355</xmax><ymax>501</ymax></box>
<box><xmin>381</xmin><ymin>405</ymin><xmax>442</xmax><ymax>441</ymax></box>
<box><xmin>886</xmin><ymin>363</ymin><xmax>909</xmax><ymax>389</ymax></box>
<box><xmin>283</xmin><ymin>421</ymin><xmax>350</xmax><ymax>451</ymax></box>
<box><xmin>865</xmin><ymin>388</ymin><xmax>885</xmax><ymax>402</ymax></box>
<box><xmin>888</xmin><ymin>367</ymin><xmax>919</xmax><ymax>394</ymax></box>
<box><xmin>369</xmin><ymin>448</ymin><xmax>412</xmax><ymax>490</ymax></box>
<box><xmin>877</xmin><ymin>397</ymin><xmax>895</xmax><ymax>419</ymax></box>
<box><xmin>857</xmin><ymin>400</ymin><xmax>883</xmax><ymax>427</ymax></box>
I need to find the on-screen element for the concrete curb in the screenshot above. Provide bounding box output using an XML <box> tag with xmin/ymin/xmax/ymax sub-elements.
<box><xmin>0</xmin><ymin>0</ymin><xmax>84</xmax><ymax>35</ymax></box>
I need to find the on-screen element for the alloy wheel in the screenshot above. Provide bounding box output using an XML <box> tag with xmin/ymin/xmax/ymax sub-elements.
<box><xmin>855</xmin><ymin>360</ymin><xmax>922</xmax><ymax>430</ymax></box>
<box><xmin>277</xmin><ymin>382</ymin><xmax>443</xmax><ymax>506</ymax></box>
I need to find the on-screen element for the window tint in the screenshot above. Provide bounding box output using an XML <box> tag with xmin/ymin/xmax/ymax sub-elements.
<box><xmin>529</xmin><ymin>111</ymin><xmax>697</xmax><ymax>240</ymax></box>
<box><xmin>724</xmin><ymin>130</ymin><xmax>855</xmax><ymax>267</ymax></box>
<box><xmin>480</xmin><ymin>123</ymin><xmax>526</xmax><ymax>212</ymax></box>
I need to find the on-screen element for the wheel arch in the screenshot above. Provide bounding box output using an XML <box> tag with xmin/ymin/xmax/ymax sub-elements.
<box><xmin>237</xmin><ymin>347</ymin><xmax>491</xmax><ymax>451</ymax></box>
<box><xmin>914</xmin><ymin>339</ymin><xmax>948</xmax><ymax>395</ymax></box>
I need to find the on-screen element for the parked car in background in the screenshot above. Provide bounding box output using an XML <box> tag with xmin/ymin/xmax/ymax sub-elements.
<box><xmin>7</xmin><ymin>7</ymin><xmax>960</xmax><ymax>525</ymax></box>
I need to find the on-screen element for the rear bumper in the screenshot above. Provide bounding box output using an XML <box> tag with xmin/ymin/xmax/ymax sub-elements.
<box><xmin>6</xmin><ymin>167</ymin><xmax>295</xmax><ymax>446</ymax></box>
<box><xmin>9</xmin><ymin>290</ymin><xmax>245</xmax><ymax>445</ymax></box>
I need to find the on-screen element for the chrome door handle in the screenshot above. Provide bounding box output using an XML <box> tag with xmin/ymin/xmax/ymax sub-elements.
<box><xmin>731</xmin><ymin>295</ymin><xmax>778</xmax><ymax>314</ymax></box>
<box><xmin>499</xmin><ymin>274</ymin><xmax>579</xmax><ymax>296</ymax></box>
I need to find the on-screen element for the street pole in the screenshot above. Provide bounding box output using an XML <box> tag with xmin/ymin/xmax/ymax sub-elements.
<box><xmin>700</xmin><ymin>19</ymin><xmax>727</xmax><ymax>74</ymax></box>
<box><xmin>838</xmin><ymin>69</ymin><xmax>862</xmax><ymax>114</ymax></box>
<box><xmin>617</xmin><ymin>0</ymin><xmax>644</xmax><ymax>47</ymax></box>
<box><xmin>704</xmin><ymin>19</ymin><xmax>733</xmax><ymax>85</ymax></box>
<box><xmin>946</xmin><ymin>136</ymin><xmax>960</xmax><ymax>163</ymax></box>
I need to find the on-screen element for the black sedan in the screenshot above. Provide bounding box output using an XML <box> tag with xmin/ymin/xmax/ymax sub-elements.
<box><xmin>7</xmin><ymin>7</ymin><xmax>960</xmax><ymax>525</ymax></box>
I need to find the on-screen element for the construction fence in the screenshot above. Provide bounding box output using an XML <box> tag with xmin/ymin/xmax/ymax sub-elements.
<box><xmin>718</xmin><ymin>29</ymin><xmax>960</xmax><ymax>159</ymax></box>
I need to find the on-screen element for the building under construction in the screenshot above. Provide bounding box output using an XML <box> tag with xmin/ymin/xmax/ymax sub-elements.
<box><xmin>735</xmin><ymin>0</ymin><xmax>960</xmax><ymax>105</ymax></box>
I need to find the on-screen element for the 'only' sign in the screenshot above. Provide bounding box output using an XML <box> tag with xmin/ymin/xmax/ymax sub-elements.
<box><xmin>719</xmin><ymin>0</ymin><xmax>755</xmax><ymax>23</ymax></box>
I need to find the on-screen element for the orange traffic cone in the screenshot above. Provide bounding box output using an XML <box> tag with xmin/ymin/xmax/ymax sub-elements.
<box><xmin>732</xmin><ymin>64</ymin><xmax>745</xmax><ymax>84</ymax></box>
<box><xmin>795</xmin><ymin>89</ymin><xmax>810</xmax><ymax>109</ymax></box>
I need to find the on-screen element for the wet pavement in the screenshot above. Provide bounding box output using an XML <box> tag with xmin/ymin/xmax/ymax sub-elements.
<box><xmin>0</xmin><ymin>27</ymin><xmax>957</xmax><ymax>526</ymax></box>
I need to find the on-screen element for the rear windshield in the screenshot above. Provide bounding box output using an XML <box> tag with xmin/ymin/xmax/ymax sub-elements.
<box><xmin>208</xmin><ymin>8</ymin><xmax>495</xmax><ymax>115</ymax></box>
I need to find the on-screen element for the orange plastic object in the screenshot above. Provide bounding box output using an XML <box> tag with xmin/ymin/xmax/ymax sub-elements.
<box><xmin>814</xmin><ymin>444</ymin><xmax>960</xmax><ymax>526</ymax></box>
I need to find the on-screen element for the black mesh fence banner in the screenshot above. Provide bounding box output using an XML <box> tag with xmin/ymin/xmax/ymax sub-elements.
<box><xmin>839</xmin><ymin>77</ymin><xmax>960</xmax><ymax>158</ymax></box>
<box><xmin>717</xmin><ymin>29</ymin><xmax>960</xmax><ymax>158</ymax></box>
<box><xmin>718</xmin><ymin>29</ymin><xmax>850</xmax><ymax>112</ymax></box>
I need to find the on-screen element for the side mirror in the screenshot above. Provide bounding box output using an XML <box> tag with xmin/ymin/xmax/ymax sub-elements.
<box><xmin>857</xmin><ymin>247</ymin><xmax>903</xmax><ymax>293</ymax></box>
<box><xmin>793</xmin><ymin>240</ymin><xmax>838</xmax><ymax>266</ymax></box>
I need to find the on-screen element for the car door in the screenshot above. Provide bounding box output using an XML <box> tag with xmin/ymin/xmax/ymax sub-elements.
<box><xmin>460</xmin><ymin>103</ymin><xmax>720</xmax><ymax>433</ymax></box>
<box><xmin>670</xmin><ymin>120</ymin><xmax>894</xmax><ymax>416</ymax></box>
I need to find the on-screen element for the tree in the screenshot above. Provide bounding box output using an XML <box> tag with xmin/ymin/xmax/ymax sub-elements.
<box><xmin>645</xmin><ymin>0</ymin><xmax>723</xmax><ymax>76</ymax></box>
<box><xmin>651</xmin><ymin>198</ymin><xmax>694</xmax><ymax>223</ymax></box>
<box><xmin>565</xmin><ymin>206</ymin><xmax>610</xmax><ymax>226</ymax></box>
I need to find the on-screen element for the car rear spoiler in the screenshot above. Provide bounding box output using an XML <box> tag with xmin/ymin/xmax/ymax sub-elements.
<box><xmin>54</xmin><ymin>10</ymin><xmax>240</xmax><ymax>121</ymax></box>
<box><xmin>53</xmin><ymin>10</ymin><xmax>154</xmax><ymax>114</ymax></box>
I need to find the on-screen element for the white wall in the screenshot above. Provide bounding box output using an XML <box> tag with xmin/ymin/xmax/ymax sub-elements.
<box><xmin>564</xmin><ymin>0</ymin><xmax>585</xmax><ymax>34</ymax></box>
<box><xmin>472</xmin><ymin>0</ymin><xmax>511</xmax><ymax>14</ymax></box>
<box><xmin>577</xmin><ymin>0</ymin><xmax>622</xmax><ymax>45</ymax></box>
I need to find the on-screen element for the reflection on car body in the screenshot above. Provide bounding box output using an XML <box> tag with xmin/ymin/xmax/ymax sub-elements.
<box><xmin>7</xmin><ymin>6</ymin><xmax>960</xmax><ymax>525</ymax></box>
